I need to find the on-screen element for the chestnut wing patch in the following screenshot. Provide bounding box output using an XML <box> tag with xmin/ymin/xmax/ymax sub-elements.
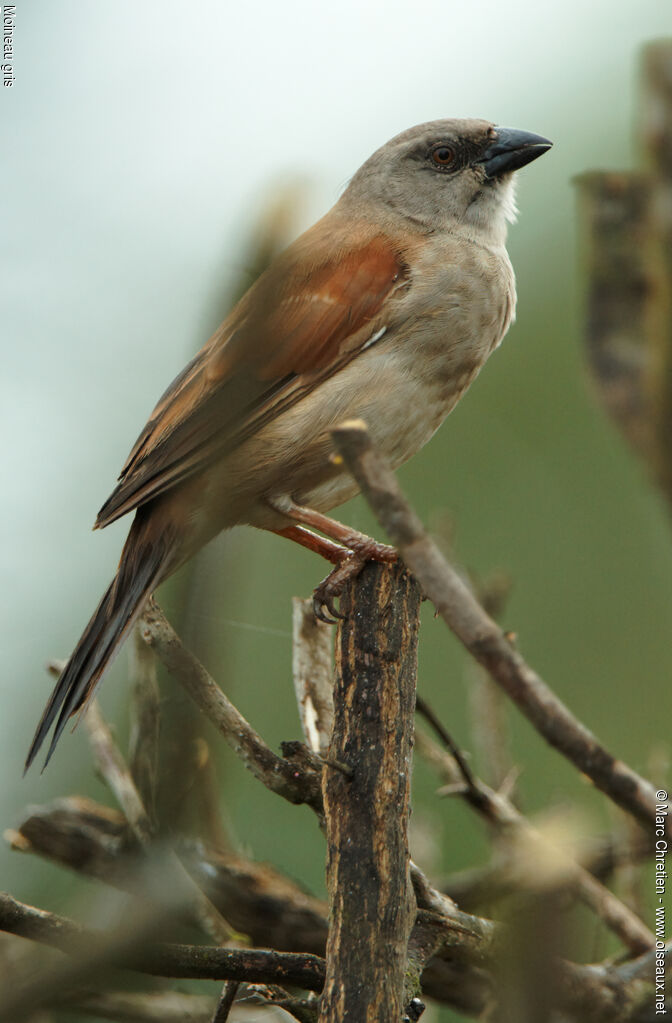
<box><xmin>95</xmin><ymin>232</ymin><xmax>407</xmax><ymax>528</ymax></box>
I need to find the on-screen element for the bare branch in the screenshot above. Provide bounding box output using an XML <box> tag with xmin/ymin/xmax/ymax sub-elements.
<box><xmin>128</xmin><ymin>626</ymin><xmax>161</xmax><ymax>826</ymax></box>
<box><xmin>4</xmin><ymin>803</ymin><xmax>665</xmax><ymax>1020</ymax></box>
<box><xmin>416</xmin><ymin>712</ymin><xmax>655</xmax><ymax>955</ymax></box>
<box><xmin>559</xmin><ymin>942</ymin><xmax>672</xmax><ymax>1023</ymax></box>
<box><xmin>6</xmin><ymin>796</ymin><xmax>498</xmax><ymax>1011</ymax></box>
<box><xmin>85</xmin><ymin>701</ymin><xmax>154</xmax><ymax>845</ymax></box>
<box><xmin>0</xmin><ymin>892</ymin><xmax>326</xmax><ymax>990</ymax></box>
<box><xmin>292</xmin><ymin>597</ymin><xmax>334</xmax><ymax>754</ymax></box>
<box><xmin>439</xmin><ymin>825</ymin><xmax>653</xmax><ymax>911</ymax></box>
<box><xmin>139</xmin><ymin>600</ymin><xmax>323</xmax><ymax>813</ymax></box>
<box><xmin>9</xmin><ymin>797</ymin><xmax>330</xmax><ymax>952</ymax></box>
<box><xmin>83</xmin><ymin>700</ymin><xmax>236</xmax><ymax>946</ymax></box>
<box><xmin>210</xmin><ymin>981</ymin><xmax>239</xmax><ymax>1023</ymax></box>
<box><xmin>0</xmin><ymin>887</ymin><xmax>187</xmax><ymax>1023</ymax></box>
<box><xmin>331</xmin><ymin>420</ymin><xmax>661</xmax><ymax>833</ymax></box>
<box><xmin>244</xmin><ymin>986</ymin><xmax>319</xmax><ymax>1023</ymax></box>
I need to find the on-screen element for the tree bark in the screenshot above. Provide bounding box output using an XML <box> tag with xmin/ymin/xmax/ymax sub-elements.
<box><xmin>319</xmin><ymin>561</ymin><xmax>421</xmax><ymax>1023</ymax></box>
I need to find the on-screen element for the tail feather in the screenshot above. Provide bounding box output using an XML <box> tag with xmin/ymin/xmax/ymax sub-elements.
<box><xmin>25</xmin><ymin>518</ymin><xmax>175</xmax><ymax>773</ymax></box>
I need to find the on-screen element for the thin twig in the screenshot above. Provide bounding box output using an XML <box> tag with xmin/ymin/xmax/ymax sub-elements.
<box><xmin>468</xmin><ymin>574</ymin><xmax>515</xmax><ymax>791</ymax></box>
<box><xmin>210</xmin><ymin>981</ymin><xmax>239</xmax><ymax>1023</ymax></box>
<box><xmin>128</xmin><ymin>626</ymin><xmax>161</xmax><ymax>827</ymax></box>
<box><xmin>331</xmin><ymin>420</ymin><xmax>660</xmax><ymax>833</ymax></box>
<box><xmin>416</xmin><ymin>709</ymin><xmax>655</xmax><ymax>955</ymax></box>
<box><xmin>244</xmin><ymin>986</ymin><xmax>319</xmax><ymax>1023</ymax></box>
<box><xmin>409</xmin><ymin>861</ymin><xmax>497</xmax><ymax>957</ymax></box>
<box><xmin>85</xmin><ymin>701</ymin><xmax>154</xmax><ymax>845</ymax></box>
<box><xmin>83</xmin><ymin>700</ymin><xmax>236</xmax><ymax>945</ymax></box>
<box><xmin>292</xmin><ymin>597</ymin><xmax>334</xmax><ymax>754</ymax></box>
<box><xmin>438</xmin><ymin>825</ymin><xmax>653</xmax><ymax>911</ymax></box>
<box><xmin>416</xmin><ymin>696</ymin><xmax>479</xmax><ymax>792</ymax></box>
<box><xmin>139</xmin><ymin>600</ymin><xmax>323</xmax><ymax>813</ymax></box>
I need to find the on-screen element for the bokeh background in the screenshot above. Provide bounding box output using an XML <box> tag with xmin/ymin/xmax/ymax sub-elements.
<box><xmin>2</xmin><ymin>2</ymin><xmax>671</xmax><ymax>1020</ymax></box>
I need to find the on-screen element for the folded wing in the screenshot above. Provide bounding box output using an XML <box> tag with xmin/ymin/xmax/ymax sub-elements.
<box><xmin>96</xmin><ymin>222</ymin><xmax>409</xmax><ymax>529</ymax></box>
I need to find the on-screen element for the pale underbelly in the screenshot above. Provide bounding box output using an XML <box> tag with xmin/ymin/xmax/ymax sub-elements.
<box><xmin>202</xmin><ymin>341</ymin><xmax>483</xmax><ymax>533</ymax></box>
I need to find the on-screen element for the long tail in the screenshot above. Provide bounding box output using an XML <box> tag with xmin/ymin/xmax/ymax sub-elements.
<box><xmin>25</xmin><ymin>512</ymin><xmax>177</xmax><ymax>773</ymax></box>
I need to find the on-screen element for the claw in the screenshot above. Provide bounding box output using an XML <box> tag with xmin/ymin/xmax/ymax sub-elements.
<box><xmin>312</xmin><ymin>584</ymin><xmax>346</xmax><ymax>624</ymax></box>
<box><xmin>311</xmin><ymin>554</ymin><xmax>369</xmax><ymax>624</ymax></box>
<box><xmin>313</xmin><ymin>593</ymin><xmax>340</xmax><ymax>625</ymax></box>
<box><xmin>326</xmin><ymin>595</ymin><xmax>347</xmax><ymax>621</ymax></box>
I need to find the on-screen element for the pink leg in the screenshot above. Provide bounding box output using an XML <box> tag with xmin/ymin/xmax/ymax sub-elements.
<box><xmin>272</xmin><ymin>525</ymin><xmax>350</xmax><ymax>565</ymax></box>
<box><xmin>269</xmin><ymin>498</ymin><xmax>397</xmax><ymax>563</ymax></box>
<box><xmin>269</xmin><ymin>500</ymin><xmax>398</xmax><ymax>623</ymax></box>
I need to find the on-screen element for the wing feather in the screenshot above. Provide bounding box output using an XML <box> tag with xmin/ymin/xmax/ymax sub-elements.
<box><xmin>95</xmin><ymin>222</ymin><xmax>409</xmax><ymax>528</ymax></box>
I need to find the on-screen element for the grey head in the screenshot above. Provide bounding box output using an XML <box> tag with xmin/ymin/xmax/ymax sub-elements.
<box><xmin>342</xmin><ymin>118</ymin><xmax>552</xmax><ymax>245</ymax></box>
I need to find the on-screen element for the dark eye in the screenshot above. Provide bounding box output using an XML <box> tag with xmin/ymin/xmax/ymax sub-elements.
<box><xmin>431</xmin><ymin>145</ymin><xmax>456</xmax><ymax>167</ymax></box>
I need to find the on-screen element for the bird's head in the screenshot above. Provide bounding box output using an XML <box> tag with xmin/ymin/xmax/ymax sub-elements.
<box><xmin>344</xmin><ymin>118</ymin><xmax>552</xmax><ymax>246</ymax></box>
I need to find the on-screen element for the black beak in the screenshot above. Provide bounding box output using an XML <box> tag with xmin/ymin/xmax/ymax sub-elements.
<box><xmin>480</xmin><ymin>127</ymin><xmax>552</xmax><ymax>179</ymax></box>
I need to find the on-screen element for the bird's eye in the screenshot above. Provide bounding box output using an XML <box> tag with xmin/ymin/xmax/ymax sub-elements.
<box><xmin>431</xmin><ymin>145</ymin><xmax>456</xmax><ymax>167</ymax></box>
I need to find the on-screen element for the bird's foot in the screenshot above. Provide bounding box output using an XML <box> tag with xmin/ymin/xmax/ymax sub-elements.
<box><xmin>312</xmin><ymin>553</ymin><xmax>368</xmax><ymax>623</ymax></box>
<box><xmin>341</xmin><ymin>533</ymin><xmax>397</xmax><ymax>564</ymax></box>
<box><xmin>269</xmin><ymin>499</ymin><xmax>398</xmax><ymax>623</ymax></box>
<box><xmin>311</xmin><ymin>539</ymin><xmax>398</xmax><ymax>624</ymax></box>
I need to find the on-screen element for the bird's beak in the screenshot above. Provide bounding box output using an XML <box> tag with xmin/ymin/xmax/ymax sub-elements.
<box><xmin>479</xmin><ymin>127</ymin><xmax>552</xmax><ymax>178</ymax></box>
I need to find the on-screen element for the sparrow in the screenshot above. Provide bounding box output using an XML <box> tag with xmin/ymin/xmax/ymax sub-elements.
<box><xmin>26</xmin><ymin>118</ymin><xmax>551</xmax><ymax>771</ymax></box>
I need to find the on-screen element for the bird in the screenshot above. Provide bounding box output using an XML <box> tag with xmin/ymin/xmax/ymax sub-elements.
<box><xmin>26</xmin><ymin>118</ymin><xmax>551</xmax><ymax>772</ymax></box>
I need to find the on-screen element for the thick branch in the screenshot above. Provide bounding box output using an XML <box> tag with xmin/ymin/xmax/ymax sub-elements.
<box><xmin>331</xmin><ymin>421</ymin><xmax>660</xmax><ymax>832</ymax></box>
<box><xmin>320</xmin><ymin>562</ymin><xmax>420</xmax><ymax>1023</ymax></box>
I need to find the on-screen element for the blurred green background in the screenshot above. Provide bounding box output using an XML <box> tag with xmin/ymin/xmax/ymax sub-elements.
<box><xmin>2</xmin><ymin>3</ymin><xmax>671</xmax><ymax>1020</ymax></box>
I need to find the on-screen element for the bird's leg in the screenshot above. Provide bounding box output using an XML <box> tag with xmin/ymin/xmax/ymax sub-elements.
<box><xmin>269</xmin><ymin>497</ymin><xmax>397</xmax><ymax>563</ymax></box>
<box><xmin>311</xmin><ymin>554</ymin><xmax>370</xmax><ymax>623</ymax></box>
<box><xmin>269</xmin><ymin>498</ymin><xmax>398</xmax><ymax>624</ymax></box>
<box><xmin>272</xmin><ymin>525</ymin><xmax>350</xmax><ymax>565</ymax></box>
<box><xmin>271</xmin><ymin>524</ymin><xmax>364</xmax><ymax>622</ymax></box>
